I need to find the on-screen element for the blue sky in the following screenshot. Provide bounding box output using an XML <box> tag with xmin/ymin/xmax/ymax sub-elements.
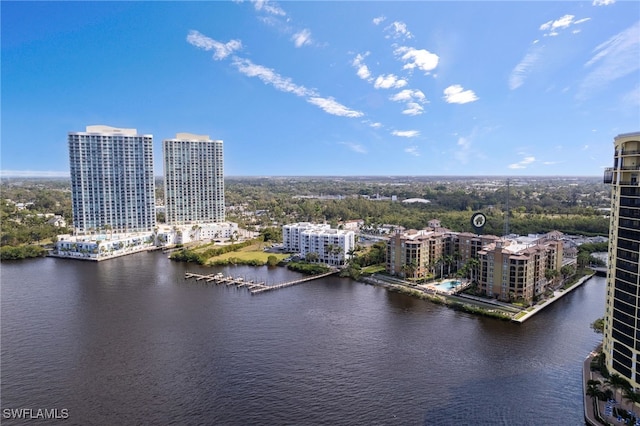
<box><xmin>2</xmin><ymin>1</ymin><xmax>639</xmax><ymax>177</ymax></box>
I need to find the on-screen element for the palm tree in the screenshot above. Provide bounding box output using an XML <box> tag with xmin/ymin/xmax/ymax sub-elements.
<box><xmin>436</xmin><ymin>256</ymin><xmax>445</xmax><ymax>279</ymax></box>
<box><xmin>586</xmin><ymin>379</ymin><xmax>602</xmax><ymax>402</ymax></box>
<box><xmin>326</xmin><ymin>244</ymin><xmax>334</xmax><ymax>261</ymax></box>
<box><xmin>445</xmin><ymin>255</ymin><xmax>454</xmax><ymax>277</ymax></box>
<box><xmin>606</xmin><ymin>373</ymin><xmax>631</xmax><ymax>403</ymax></box>
<box><xmin>402</xmin><ymin>260</ymin><xmax>418</xmax><ymax>279</ymax></box>
<box><xmin>623</xmin><ymin>387</ymin><xmax>640</xmax><ymax>416</ymax></box>
<box><xmin>467</xmin><ymin>258</ymin><xmax>480</xmax><ymax>284</ymax></box>
<box><xmin>425</xmin><ymin>260</ymin><xmax>436</xmax><ymax>279</ymax></box>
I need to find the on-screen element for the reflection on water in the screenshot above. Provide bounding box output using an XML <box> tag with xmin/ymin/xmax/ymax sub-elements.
<box><xmin>1</xmin><ymin>252</ymin><xmax>604</xmax><ymax>425</ymax></box>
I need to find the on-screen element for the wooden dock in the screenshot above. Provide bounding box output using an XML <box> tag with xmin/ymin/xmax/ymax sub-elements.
<box><xmin>184</xmin><ymin>272</ymin><xmax>268</xmax><ymax>291</ymax></box>
<box><xmin>249</xmin><ymin>270</ymin><xmax>338</xmax><ymax>294</ymax></box>
<box><xmin>184</xmin><ymin>270</ymin><xmax>338</xmax><ymax>294</ymax></box>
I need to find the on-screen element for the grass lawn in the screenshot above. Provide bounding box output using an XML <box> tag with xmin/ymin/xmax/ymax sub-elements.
<box><xmin>361</xmin><ymin>264</ymin><xmax>386</xmax><ymax>274</ymax></box>
<box><xmin>204</xmin><ymin>242</ymin><xmax>289</xmax><ymax>263</ymax></box>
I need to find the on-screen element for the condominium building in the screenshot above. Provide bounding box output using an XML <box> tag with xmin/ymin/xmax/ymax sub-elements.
<box><xmin>163</xmin><ymin>133</ymin><xmax>225</xmax><ymax>225</ymax></box>
<box><xmin>282</xmin><ymin>222</ymin><xmax>355</xmax><ymax>266</ymax></box>
<box><xmin>477</xmin><ymin>236</ymin><xmax>563</xmax><ymax>303</ymax></box>
<box><xmin>68</xmin><ymin>125</ymin><xmax>155</xmax><ymax>234</ymax></box>
<box><xmin>385</xmin><ymin>220</ymin><xmax>501</xmax><ymax>279</ymax></box>
<box><xmin>603</xmin><ymin>132</ymin><xmax>640</xmax><ymax>388</ymax></box>
<box><xmin>386</xmin><ymin>229</ymin><xmax>447</xmax><ymax>278</ymax></box>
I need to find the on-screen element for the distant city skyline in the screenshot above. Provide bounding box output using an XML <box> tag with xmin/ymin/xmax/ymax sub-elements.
<box><xmin>2</xmin><ymin>1</ymin><xmax>639</xmax><ymax>177</ymax></box>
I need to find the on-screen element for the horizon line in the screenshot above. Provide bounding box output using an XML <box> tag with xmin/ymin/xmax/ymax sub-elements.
<box><xmin>0</xmin><ymin>171</ymin><xmax>603</xmax><ymax>179</ymax></box>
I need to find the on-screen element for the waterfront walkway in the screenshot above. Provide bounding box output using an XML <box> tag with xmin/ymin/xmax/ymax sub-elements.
<box><xmin>512</xmin><ymin>273</ymin><xmax>595</xmax><ymax>323</ymax></box>
<box><xmin>366</xmin><ymin>272</ymin><xmax>596</xmax><ymax>323</ymax></box>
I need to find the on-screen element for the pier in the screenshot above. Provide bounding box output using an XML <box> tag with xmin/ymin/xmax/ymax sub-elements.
<box><xmin>249</xmin><ymin>270</ymin><xmax>338</xmax><ymax>294</ymax></box>
<box><xmin>184</xmin><ymin>272</ymin><xmax>268</xmax><ymax>291</ymax></box>
<box><xmin>184</xmin><ymin>270</ymin><xmax>338</xmax><ymax>294</ymax></box>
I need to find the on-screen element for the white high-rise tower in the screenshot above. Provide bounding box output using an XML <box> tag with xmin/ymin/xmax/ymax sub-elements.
<box><xmin>163</xmin><ymin>133</ymin><xmax>225</xmax><ymax>225</ymax></box>
<box><xmin>68</xmin><ymin>125</ymin><xmax>156</xmax><ymax>235</ymax></box>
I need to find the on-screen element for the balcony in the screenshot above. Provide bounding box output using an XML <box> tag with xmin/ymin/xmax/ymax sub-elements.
<box><xmin>619</xmin><ymin>150</ymin><xmax>640</xmax><ymax>156</ymax></box>
<box><xmin>604</xmin><ymin>168</ymin><xmax>613</xmax><ymax>184</ymax></box>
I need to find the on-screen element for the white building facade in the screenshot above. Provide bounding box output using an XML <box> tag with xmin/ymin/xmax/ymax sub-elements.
<box><xmin>68</xmin><ymin>125</ymin><xmax>156</xmax><ymax>234</ymax></box>
<box><xmin>283</xmin><ymin>222</ymin><xmax>355</xmax><ymax>266</ymax></box>
<box><xmin>163</xmin><ymin>133</ymin><xmax>225</xmax><ymax>225</ymax></box>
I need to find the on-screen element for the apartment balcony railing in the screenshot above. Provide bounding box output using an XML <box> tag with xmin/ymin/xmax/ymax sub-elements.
<box><xmin>617</xmin><ymin>150</ymin><xmax>640</xmax><ymax>156</ymax></box>
<box><xmin>603</xmin><ymin>168</ymin><xmax>613</xmax><ymax>184</ymax></box>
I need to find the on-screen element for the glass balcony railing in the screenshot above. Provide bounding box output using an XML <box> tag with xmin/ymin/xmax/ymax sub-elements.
<box><xmin>604</xmin><ymin>168</ymin><xmax>613</xmax><ymax>184</ymax></box>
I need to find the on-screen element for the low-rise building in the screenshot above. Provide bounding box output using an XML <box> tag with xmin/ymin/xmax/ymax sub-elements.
<box><xmin>54</xmin><ymin>221</ymin><xmax>255</xmax><ymax>261</ymax></box>
<box><xmin>283</xmin><ymin>222</ymin><xmax>355</xmax><ymax>266</ymax></box>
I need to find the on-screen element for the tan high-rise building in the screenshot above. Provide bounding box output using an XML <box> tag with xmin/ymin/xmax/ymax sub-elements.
<box><xmin>603</xmin><ymin>132</ymin><xmax>640</xmax><ymax>387</ymax></box>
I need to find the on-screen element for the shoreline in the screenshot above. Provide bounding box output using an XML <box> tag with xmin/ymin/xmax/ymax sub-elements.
<box><xmin>359</xmin><ymin>272</ymin><xmax>597</xmax><ymax>323</ymax></box>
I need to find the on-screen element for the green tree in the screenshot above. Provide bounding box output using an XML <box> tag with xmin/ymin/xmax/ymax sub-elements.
<box><xmin>623</xmin><ymin>388</ymin><xmax>640</xmax><ymax>416</ymax></box>
<box><xmin>586</xmin><ymin>379</ymin><xmax>602</xmax><ymax>402</ymax></box>
<box><xmin>561</xmin><ymin>264</ymin><xmax>576</xmax><ymax>278</ymax></box>
<box><xmin>577</xmin><ymin>251</ymin><xmax>591</xmax><ymax>268</ymax></box>
<box><xmin>305</xmin><ymin>252</ymin><xmax>319</xmax><ymax>263</ymax></box>
<box><xmin>591</xmin><ymin>317</ymin><xmax>604</xmax><ymax>334</ymax></box>
<box><xmin>606</xmin><ymin>373</ymin><xmax>631</xmax><ymax>403</ymax></box>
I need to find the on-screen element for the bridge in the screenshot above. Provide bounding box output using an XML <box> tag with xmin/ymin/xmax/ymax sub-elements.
<box><xmin>590</xmin><ymin>266</ymin><xmax>607</xmax><ymax>277</ymax></box>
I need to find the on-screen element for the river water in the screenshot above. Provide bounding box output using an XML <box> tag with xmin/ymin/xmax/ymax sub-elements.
<box><xmin>1</xmin><ymin>251</ymin><xmax>604</xmax><ymax>425</ymax></box>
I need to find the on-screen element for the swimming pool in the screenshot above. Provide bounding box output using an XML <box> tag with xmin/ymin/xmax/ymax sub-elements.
<box><xmin>434</xmin><ymin>279</ymin><xmax>463</xmax><ymax>292</ymax></box>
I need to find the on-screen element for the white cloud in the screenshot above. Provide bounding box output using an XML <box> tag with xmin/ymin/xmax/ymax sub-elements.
<box><xmin>369</xmin><ymin>122</ymin><xmax>382</xmax><ymax>129</ymax></box>
<box><xmin>402</xmin><ymin>102</ymin><xmax>424</xmax><ymax>116</ymax></box>
<box><xmin>187</xmin><ymin>31</ymin><xmax>242</xmax><ymax>60</ymax></box>
<box><xmin>389</xmin><ymin>89</ymin><xmax>427</xmax><ymax>115</ymax></box>
<box><xmin>539</xmin><ymin>14</ymin><xmax>590</xmax><ymax>37</ymax></box>
<box><xmin>621</xmin><ymin>84</ymin><xmax>640</xmax><ymax>107</ymax></box>
<box><xmin>352</xmin><ymin>53</ymin><xmax>372</xmax><ymax>81</ymax></box>
<box><xmin>540</xmin><ymin>15</ymin><xmax>574</xmax><ymax>32</ymax></box>
<box><xmin>455</xmin><ymin>136</ymin><xmax>472</xmax><ymax>164</ymax></box>
<box><xmin>192</xmin><ymin>30</ymin><xmax>363</xmax><ymax>120</ymax></box>
<box><xmin>390</xmin><ymin>89</ymin><xmax>426</xmax><ymax>103</ymax></box>
<box><xmin>373</xmin><ymin>16</ymin><xmax>386</xmax><ymax>25</ymax></box>
<box><xmin>509</xmin><ymin>47</ymin><xmax>542</xmax><ymax>90</ymax></box>
<box><xmin>231</xmin><ymin>57</ymin><xmax>316</xmax><ymax>97</ymax></box>
<box><xmin>392</xmin><ymin>130</ymin><xmax>420</xmax><ymax>138</ymax></box>
<box><xmin>405</xmin><ymin>146</ymin><xmax>420</xmax><ymax>157</ymax></box>
<box><xmin>543</xmin><ymin>161</ymin><xmax>561</xmax><ymax>165</ymax></box>
<box><xmin>443</xmin><ymin>85</ymin><xmax>479</xmax><ymax>104</ymax></box>
<box><xmin>579</xmin><ymin>21</ymin><xmax>640</xmax><ymax>99</ymax></box>
<box><xmin>394</xmin><ymin>46</ymin><xmax>439</xmax><ymax>74</ymax></box>
<box><xmin>307</xmin><ymin>97</ymin><xmax>364</xmax><ymax>118</ymax></box>
<box><xmin>508</xmin><ymin>156</ymin><xmax>536</xmax><ymax>169</ymax></box>
<box><xmin>340</xmin><ymin>142</ymin><xmax>367</xmax><ymax>154</ymax></box>
<box><xmin>385</xmin><ymin>21</ymin><xmax>413</xmax><ymax>39</ymax></box>
<box><xmin>292</xmin><ymin>29</ymin><xmax>312</xmax><ymax>48</ymax></box>
<box><xmin>593</xmin><ymin>0</ymin><xmax>615</xmax><ymax>5</ymax></box>
<box><xmin>374</xmin><ymin>74</ymin><xmax>408</xmax><ymax>89</ymax></box>
<box><xmin>251</xmin><ymin>0</ymin><xmax>286</xmax><ymax>16</ymax></box>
